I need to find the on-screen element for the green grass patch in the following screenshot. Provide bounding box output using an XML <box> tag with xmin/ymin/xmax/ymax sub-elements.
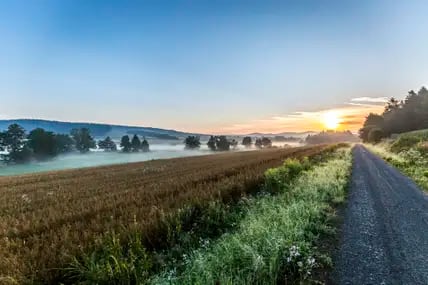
<box><xmin>390</xmin><ymin>129</ymin><xmax>428</xmax><ymax>153</ymax></box>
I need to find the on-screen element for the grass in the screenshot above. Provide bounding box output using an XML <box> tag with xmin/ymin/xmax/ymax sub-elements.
<box><xmin>151</xmin><ymin>148</ymin><xmax>352</xmax><ymax>284</ymax></box>
<box><xmin>366</xmin><ymin>130</ymin><xmax>428</xmax><ymax>191</ymax></box>
<box><xmin>390</xmin><ymin>129</ymin><xmax>428</xmax><ymax>152</ymax></box>
<box><xmin>0</xmin><ymin>145</ymin><xmax>337</xmax><ymax>284</ymax></box>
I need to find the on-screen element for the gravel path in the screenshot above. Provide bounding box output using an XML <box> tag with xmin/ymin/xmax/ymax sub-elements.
<box><xmin>333</xmin><ymin>145</ymin><xmax>428</xmax><ymax>284</ymax></box>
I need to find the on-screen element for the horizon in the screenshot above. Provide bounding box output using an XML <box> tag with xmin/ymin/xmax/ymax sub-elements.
<box><xmin>1</xmin><ymin>1</ymin><xmax>428</xmax><ymax>133</ymax></box>
<box><xmin>0</xmin><ymin>117</ymin><xmax>361</xmax><ymax>136</ymax></box>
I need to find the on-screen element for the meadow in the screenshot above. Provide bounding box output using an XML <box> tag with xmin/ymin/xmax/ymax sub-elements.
<box><xmin>0</xmin><ymin>145</ymin><xmax>334</xmax><ymax>284</ymax></box>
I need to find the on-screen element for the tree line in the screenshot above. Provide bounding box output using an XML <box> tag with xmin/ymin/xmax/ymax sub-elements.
<box><xmin>359</xmin><ymin>86</ymin><xmax>428</xmax><ymax>143</ymax></box>
<box><xmin>306</xmin><ymin>130</ymin><xmax>359</xmax><ymax>144</ymax></box>
<box><xmin>0</xmin><ymin>123</ymin><xmax>151</xmax><ymax>164</ymax></box>
<box><xmin>184</xmin><ymin>135</ymin><xmax>272</xmax><ymax>150</ymax></box>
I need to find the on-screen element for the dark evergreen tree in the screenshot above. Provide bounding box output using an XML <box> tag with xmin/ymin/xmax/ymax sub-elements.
<box><xmin>131</xmin><ymin>134</ymin><xmax>141</xmax><ymax>152</ymax></box>
<box><xmin>71</xmin><ymin>128</ymin><xmax>96</xmax><ymax>153</ymax></box>
<box><xmin>0</xmin><ymin>124</ymin><xmax>32</xmax><ymax>163</ymax></box>
<box><xmin>120</xmin><ymin>135</ymin><xmax>132</xmax><ymax>152</ymax></box>
<box><xmin>141</xmin><ymin>138</ymin><xmax>150</xmax><ymax>152</ymax></box>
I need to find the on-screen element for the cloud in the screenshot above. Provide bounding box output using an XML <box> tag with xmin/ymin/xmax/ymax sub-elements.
<box><xmin>350</xmin><ymin>97</ymin><xmax>389</xmax><ymax>105</ymax></box>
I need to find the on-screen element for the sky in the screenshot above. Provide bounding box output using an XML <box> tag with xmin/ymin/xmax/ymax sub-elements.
<box><xmin>1</xmin><ymin>0</ymin><xmax>428</xmax><ymax>134</ymax></box>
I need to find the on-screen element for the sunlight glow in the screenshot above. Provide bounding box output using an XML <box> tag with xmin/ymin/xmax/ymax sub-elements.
<box><xmin>323</xmin><ymin>111</ymin><xmax>340</xmax><ymax>130</ymax></box>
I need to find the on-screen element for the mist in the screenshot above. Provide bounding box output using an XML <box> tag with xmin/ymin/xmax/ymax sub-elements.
<box><xmin>0</xmin><ymin>140</ymin><xmax>303</xmax><ymax>176</ymax></box>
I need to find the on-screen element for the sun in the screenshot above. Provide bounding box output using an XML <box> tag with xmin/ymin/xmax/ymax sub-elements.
<box><xmin>323</xmin><ymin>111</ymin><xmax>340</xmax><ymax>130</ymax></box>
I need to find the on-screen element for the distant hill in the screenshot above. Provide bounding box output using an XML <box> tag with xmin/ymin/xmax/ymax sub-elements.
<box><xmin>0</xmin><ymin>119</ymin><xmax>202</xmax><ymax>139</ymax></box>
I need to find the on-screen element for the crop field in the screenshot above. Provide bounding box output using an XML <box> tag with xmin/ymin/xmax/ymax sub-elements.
<box><xmin>0</xmin><ymin>145</ymin><xmax>335</xmax><ymax>283</ymax></box>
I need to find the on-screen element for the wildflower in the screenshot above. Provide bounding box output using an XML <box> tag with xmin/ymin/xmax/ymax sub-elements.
<box><xmin>307</xmin><ymin>257</ymin><xmax>316</xmax><ymax>266</ymax></box>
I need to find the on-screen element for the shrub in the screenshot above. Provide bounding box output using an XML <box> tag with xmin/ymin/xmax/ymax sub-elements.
<box><xmin>264</xmin><ymin>158</ymin><xmax>306</xmax><ymax>193</ymax></box>
<box><xmin>367</xmin><ymin>128</ymin><xmax>383</xmax><ymax>144</ymax></box>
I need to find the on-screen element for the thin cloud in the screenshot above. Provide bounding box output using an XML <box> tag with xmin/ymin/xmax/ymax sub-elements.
<box><xmin>351</xmin><ymin>97</ymin><xmax>389</xmax><ymax>104</ymax></box>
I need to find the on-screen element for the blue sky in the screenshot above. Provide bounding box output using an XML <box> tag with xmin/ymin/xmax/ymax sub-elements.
<box><xmin>1</xmin><ymin>0</ymin><xmax>428</xmax><ymax>134</ymax></box>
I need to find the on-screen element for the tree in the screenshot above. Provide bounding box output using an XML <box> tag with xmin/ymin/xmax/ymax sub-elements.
<box><xmin>207</xmin><ymin>136</ymin><xmax>232</xmax><ymax>151</ymax></box>
<box><xmin>120</xmin><ymin>135</ymin><xmax>132</xmax><ymax>152</ymax></box>
<box><xmin>207</xmin><ymin>136</ymin><xmax>216</xmax><ymax>151</ymax></box>
<box><xmin>261</xmin><ymin>137</ymin><xmax>272</xmax><ymax>148</ymax></box>
<box><xmin>384</xmin><ymin>97</ymin><xmax>401</xmax><ymax>114</ymax></box>
<box><xmin>141</xmin><ymin>138</ymin><xmax>150</xmax><ymax>152</ymax></box>
<box><xmin>184</xmin><ymin>136</ymin><xmax>201</xmax><ymax>149</ymax></box>
<box><xmin>54</xmin><ymin>134</ymin><xmax>75</xmax><ymax>153</ymax></box>
<box><xmin>27</xmin><ymin>128</ymin><xmax>58</xmax><ymax>159</ymax></box>
<box><xmin>368</xmin><ymin>128</ymin><xmax>383</xmax><ymax>144</ymax></box>
<box><xmin>1</xmin><ymin>124</ymin><xmax>32</xmax><ymax>163</ymax></box>
<box><xmin>71</xmin><ymin>128</ymin><xmax>95</xmax><ymax>153</ymax></box>
<box><xmin>359</xmin><ymin>113</ymin><xmax>384</xmax><ymax>142</ymax></box>
<box><xmin>216</xmin><ymin>136</ymin><xmax>231</xmax><ymax>151</ymax></box>
<box><xmin>98</xmin><ymin>136</ymin><xmax>117</xmax><ymax>151</ymax></box>
<box><xmin>131</xmin><ymin>134</ymin><xmax>141</xmax><ymax>152</ymax></box>
<box><xmin>0</xmin><ymin>131</ymin><xmax>5</xmax><ymax>151</ymax></box>
<box><xmin>360</xmin><ymin>85</ymin><xmax>428</xmax><ymax>137</ymax></box>
<box><xmin>242</xmin><ymin>136</ymin><xmax>252</xmax><ymax>147</ymax></box>
<box><xmin>255</xmin><ymin>138</ymin><xmax>263</xmax><ymax>149</ymax></box>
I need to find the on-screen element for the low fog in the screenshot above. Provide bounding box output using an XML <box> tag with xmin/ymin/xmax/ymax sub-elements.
<box><xmin>0</xmin><ymin>140</ymin><xmax>303</xmax><ymax>176</ymax></box>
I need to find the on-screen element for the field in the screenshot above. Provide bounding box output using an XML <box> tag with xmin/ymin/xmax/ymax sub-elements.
<box><xmin>0</xmin><ymin>145</ymin><xmax>335</xmax><ymax>284</ymax></box>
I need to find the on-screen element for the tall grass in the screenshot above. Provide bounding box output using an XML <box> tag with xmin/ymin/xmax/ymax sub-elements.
<box><xmin>152</xmin><ymin>149</ymin><xmax>351</xmax><ymax>284</ymax></box>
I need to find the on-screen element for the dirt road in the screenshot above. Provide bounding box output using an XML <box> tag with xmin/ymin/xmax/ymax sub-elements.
<box><xmin>333</xmin><ymin>145</ymin><xmax>428</xmax><ymax>284</ymax></box>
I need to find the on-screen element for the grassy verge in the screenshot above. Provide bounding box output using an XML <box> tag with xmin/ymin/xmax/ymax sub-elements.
<box><xmin>151</xmin><ymin>148</ymin><xmax>352</xmax><ymax>284</ymax></box>
<box><xmin>65</xmin><ymin>146</ymin><xmax>347</xmax><ymax>285</ymax></box>
<box><xmin>366</xmin><ymin>142</ymin><xmax>428</xmax><ymax>191</ymax></box>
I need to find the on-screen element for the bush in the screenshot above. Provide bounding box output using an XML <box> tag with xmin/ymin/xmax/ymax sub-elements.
<box><xmin>264</xmin><ymin>159</ymin><xmax>307</xmax><ymax>193</ymax></box>
<box><xmin>367</xmin><ymin>128</ymin><xmax>383</xmax><ymax>144</ymax></box>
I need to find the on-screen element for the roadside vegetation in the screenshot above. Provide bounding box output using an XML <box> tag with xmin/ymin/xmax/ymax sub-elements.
<box><xmin>152</xmin><ymin>148</ymin><xmax>351</xmax><ymax>284</ymax></box>
<box><xmin>0</xmin><ymin>145</ymin><xmax>337</xmax><ymax>284</ymax></box>
<box><xmin>365</xmin><ymin>129</ymin><xmax>428</xmax><ymax>191</ymax></box>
